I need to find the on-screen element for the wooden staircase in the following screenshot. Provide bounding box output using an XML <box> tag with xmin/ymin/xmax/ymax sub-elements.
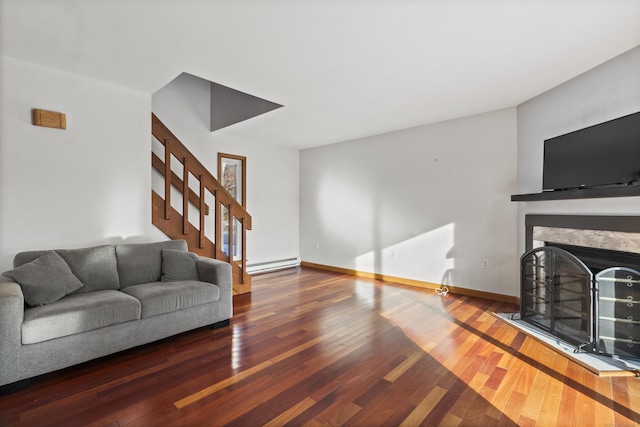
<box><xmin>151</xmin><ymin>113</ymin><xmax>252</xmax><ymax>294</ymax></box>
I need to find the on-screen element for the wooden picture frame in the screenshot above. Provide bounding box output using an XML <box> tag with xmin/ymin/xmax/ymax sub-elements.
<box><xmin>218</xmin><ymin>153</ymin><xmax>246</xmax><ymax>258</ymax></box>
<box><xmin>218</xmin><ymin>153</ymin><xmax>246</xmax><ymax>207</ymax></box>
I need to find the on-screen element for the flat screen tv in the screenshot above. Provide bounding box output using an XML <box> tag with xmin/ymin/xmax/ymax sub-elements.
<box><xmin>542</xmin><ymin>111</ymin><xmax>640</xmax><ymax>191</ymax></box>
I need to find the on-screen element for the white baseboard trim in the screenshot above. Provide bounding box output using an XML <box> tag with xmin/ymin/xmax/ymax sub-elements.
<box><xmin>247</xmin><ymin>257</ymin><xmax>301</xmax><ymax>275</ymax></box>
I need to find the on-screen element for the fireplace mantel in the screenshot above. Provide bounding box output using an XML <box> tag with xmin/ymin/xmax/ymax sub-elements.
<box><xmin>512</xmin><ymin>185</ymin><xmax>640</xmax><ymax>201</ymax></box>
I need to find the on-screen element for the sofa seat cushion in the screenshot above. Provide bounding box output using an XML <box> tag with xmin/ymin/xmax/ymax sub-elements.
<box><xmin>121</xmin><ymin>281</ymin><xmax>220</xmax><ymax>318</ymax></box>
<box><xmin>22</xmin><ymin>290</ymin><xmax>142</xmax><ymax>344</ymax></box>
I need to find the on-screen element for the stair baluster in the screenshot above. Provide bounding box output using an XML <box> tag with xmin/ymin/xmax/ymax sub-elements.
<box><xmin>151</xmin><ymin>113</ymin><xmax>252</xmax><ymax>295</ymax></box>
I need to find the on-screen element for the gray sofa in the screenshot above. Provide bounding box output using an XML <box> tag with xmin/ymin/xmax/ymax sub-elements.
<box><xmin>0</xmin><ymin>240</ymin><xmax>232</xmax><ymax>389</ymax></box>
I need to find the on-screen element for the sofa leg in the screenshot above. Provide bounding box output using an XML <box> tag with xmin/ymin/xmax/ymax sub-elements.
<box><xmin>212</xmin><ymin>319</ymin><xmax>230</xmax><ymax>329</ymax></box>
<box><xmin>0</xmin><ymin>379</ymin><xmax>31</xmax><ymax>396</ymax></box>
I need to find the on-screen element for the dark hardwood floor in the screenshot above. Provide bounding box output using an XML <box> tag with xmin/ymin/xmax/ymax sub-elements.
<box><xmin>1</xmin><ymin>267</ymin><xmax>639</xmax><ymax>426</ymax></box>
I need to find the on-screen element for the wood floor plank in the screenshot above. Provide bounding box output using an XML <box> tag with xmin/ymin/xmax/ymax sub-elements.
<box><xmin>519</xmin><ymin>367</ymin><xmax>552</xmax><ymax>421</ymax></box>
<box><xmin>383</xmin><ymin>350</ymin><xmax>424</xmax><ymax>382</ymax></box>
<box><xmin>324</xmin><ymin>401</ymin><xmax>362</xmax><ymax>426</ymax></box>
<box><xmin>262</xmin><ymin>396</ymin><xmax>317</xmax><ymax>427</ymax></box>
<box><xmin>398</xmin><ymin>385</ymin><xmax>447</xmax><ymax>427</ymax></box>
<box><xmin>535</xmin><ymin>356</ymin><xmax>567</xmax><ymax>426</ymax></box>
<box><xmin>174</xmin><ymin>359</ymin><xmax>273</xmax><ymax>409</ymax></box>
<box><xmin>1</xmin><ymin>266</ymin><xmax>639</xmax><ymax>426</ymax></box>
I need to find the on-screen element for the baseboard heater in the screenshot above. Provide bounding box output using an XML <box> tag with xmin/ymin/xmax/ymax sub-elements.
<box><xmin>246</xmin><ymin>257</ymin><xmax>301</xmax><ymax>275</ymax></box>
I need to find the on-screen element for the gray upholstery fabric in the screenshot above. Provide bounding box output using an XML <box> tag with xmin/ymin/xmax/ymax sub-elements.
<box><xmin>3</xmin><ymin>252</ymin><xmax>83</xmax><ymax>306</ymax></box>
<box><xmin>196</xmin><ymin>257</ymin><xmax>233</xmax><ymax>320</ymax></box>
<box><xmin>56</xmin><ymin>246</ymin><xmax>120</xmax><ymax>294</ymax></box>
<box><xmin>0</xmin><ymin>278</ymin><xmax>25</xmax><ymax>384</ymax></box>
<box><xmin>121</xmin><ymin>280</ymin><xmax>219</xmax><ymax>318</ymax></box>
<box><xmin>13</xmin><ymin>249</ymin><xmax>54</xmax><ymax>267</ymax></box>
<box><xmin>116</xmin><ymin>240</ymin><xmax>188</xmax><ymax>288</ymax></box>
<box><xmin>197</xmin><ymin>257</ymin><xmax>232</xmax><ymax>288</ymax></box>
<box><xmin>161</xmin><ymin>249</ymin><xmax>199</xmax><ymax>282</ymax></box>
<box><xmin>22</xmin><ymin>290</ymin><xmax>141</xmax><ymax>344</ymax></box>
<box><xmin>12</xmin><ymin>245</ymin><xmax>120</xmax><ymax>294</ymax></box>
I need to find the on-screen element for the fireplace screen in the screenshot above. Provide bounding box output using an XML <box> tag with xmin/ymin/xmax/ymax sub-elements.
<box><xmin>521</xmin><ymin>247</ymin><xmax>594</xmax><ymax>350</ymax></box>
<box><xmin>596</xmin><ymin>267</ymin><xmax>640</xmax><ymax>359</ymax></box>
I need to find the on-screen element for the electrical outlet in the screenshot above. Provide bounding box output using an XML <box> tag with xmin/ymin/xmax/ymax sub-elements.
<box><xmin>314</xmin><ymin>242</ymin><xmax>319</xmax><ymax>250</ymax></box>
<box><xmin>483</xmin><ymin>260</ymin><xmax>489</xmax><ymax>269</ymax></box>
<box><xmin>392</xmin><ymin>249</ymin><xmax>398</xmax><ymax>259</ymax></box>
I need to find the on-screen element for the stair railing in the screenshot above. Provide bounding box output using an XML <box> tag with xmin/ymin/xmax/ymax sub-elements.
<box><xmin>151</xmin><ymin>113</ymin><xmax>252</xmax><ymax>294</ymax></box>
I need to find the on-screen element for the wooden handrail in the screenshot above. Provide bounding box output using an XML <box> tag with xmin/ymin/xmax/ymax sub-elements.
<box><xmin>151</xmin><ymin>113</ymin><xmax>252</xmax><ymax>293</ymax></box>
<box><xmin>152</xmin><ymin>114</ymin><xmax>252</xmax><ymax>226</ymax></box>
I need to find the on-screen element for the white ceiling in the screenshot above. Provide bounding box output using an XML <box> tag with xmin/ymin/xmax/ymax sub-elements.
<box><xmin>1</xmin><ymin>0</ymin><xmax>639</xmax><ymax>149</ymax></box>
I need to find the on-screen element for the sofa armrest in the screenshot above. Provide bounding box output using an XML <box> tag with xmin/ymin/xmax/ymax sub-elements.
<box><xmin>0</xmin><ymin>275</ymin><xmax>25</xmax><ymax>386</ymax></box>
<box><xmin>196</xmin><ymin>257</ymin><xmax>233</xmax><ymax>310</ymax></box>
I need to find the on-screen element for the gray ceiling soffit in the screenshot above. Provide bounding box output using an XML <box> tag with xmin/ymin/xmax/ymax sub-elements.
<box><xmin>210</xmin><ymin>82</ymin><xmax>283</xmax><ymax>132</ymax></box>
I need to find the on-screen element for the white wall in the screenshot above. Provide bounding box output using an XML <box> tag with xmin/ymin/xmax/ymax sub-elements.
<box><xmin>300</xmin><ymin>108</ymin><xmax>519</xmax><ymax>296</ymax></box>
<box><xmin>151</xmin><ymin>73</ymin><xmax>300</xmax><ymax>266</ymax></box>
<box><xmin>0</xmin><ymin>56</ymin><xmax>152</xmax><ymax>271</ymax></box>
<box><xmin>516</xmin><ymin>45</ymin><xmax>640</xmax><ymax>254</ymax></box>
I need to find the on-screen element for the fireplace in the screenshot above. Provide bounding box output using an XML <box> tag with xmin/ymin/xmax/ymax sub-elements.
<box><xmin>521</xmin><ymin>215</ymin><xmax>640</xmax><ymax>362</ymax></box>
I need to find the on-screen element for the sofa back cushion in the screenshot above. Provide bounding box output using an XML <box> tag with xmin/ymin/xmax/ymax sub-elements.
<box><xmin>13</xmin><ymin>245</ymin><xmax>119</xmax><ymax>294</ymax></box>
<box><xmin>116</xmin><ymin>240</ymin><xmax>188</xmax><ymax>288</ymax></box>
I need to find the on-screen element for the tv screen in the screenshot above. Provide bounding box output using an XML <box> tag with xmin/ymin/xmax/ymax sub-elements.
<box><xmin>542</xmin><ymin>111</ymin><xmax>640</xmax><ymax>191</ymax></box>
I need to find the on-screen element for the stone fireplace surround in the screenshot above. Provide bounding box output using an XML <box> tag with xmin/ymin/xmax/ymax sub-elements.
<box><xmin>525</xmin><ymin>215</ymin><xmax>640</xmax><ymax>255</ymax></box>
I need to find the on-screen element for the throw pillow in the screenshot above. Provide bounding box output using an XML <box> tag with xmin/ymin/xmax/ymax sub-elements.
<box><xmin>2</xmin><ymin>251</ymin><xmax>84</xmax><ymax>306</ymax></box>
<box><xmin>161</xmin><ymin>249</ymin><xmax>200</xmax><ymax>282</ymax></box>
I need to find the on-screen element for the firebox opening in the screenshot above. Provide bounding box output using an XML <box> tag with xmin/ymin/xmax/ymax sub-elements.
<box><xmin>544</xmin><ymin>243</ymin><xmax>640</xmax><ymax>274</ymax></box>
